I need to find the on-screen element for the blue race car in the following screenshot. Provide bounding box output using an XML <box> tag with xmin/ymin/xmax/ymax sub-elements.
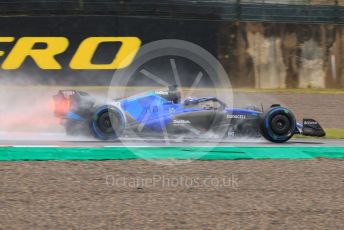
<box><xmin>53</xmin><ymin>86</ymin><xmax>325</xmax><ymax>143</ymax></box>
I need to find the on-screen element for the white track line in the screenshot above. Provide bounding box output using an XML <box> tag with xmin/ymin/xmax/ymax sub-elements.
<box><xmin>104</xmin><ymin>146</ymin><xmax>236</xmax><ymax>148</ymax></box>
<box><xmin>0</xmin><ymin>145</ymin><xmax>334</xmax><ymax>148</ymax></box>
<box><xmin>12</xmin><ymin>145</ymin><xmax>60</xmax><ymax>148</ymax></box>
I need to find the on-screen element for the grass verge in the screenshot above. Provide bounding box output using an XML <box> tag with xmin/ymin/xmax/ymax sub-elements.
<box><xmin>324</xmin><ymin>129</ymin><xmax>344</xmax><ymax>139</ymax></box>
<box><xmin>233</xmin><ymin>88</ymin><xmax>344</xmax><ymax>94</ymax></box>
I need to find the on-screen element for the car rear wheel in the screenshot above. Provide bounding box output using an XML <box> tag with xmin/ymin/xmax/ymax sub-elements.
<box><xmin>90</xmin><ymin>106</ymin><xmax>126</xmax><ymax>140</ymax></box>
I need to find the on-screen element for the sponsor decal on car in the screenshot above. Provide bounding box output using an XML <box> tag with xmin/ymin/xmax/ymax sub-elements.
<box><xmin>304</xmin><ymin>121</ymin><xmax>318</xmax><ymax>125</ymax></box>
<box><xmin>155</xmin><ymin>91</ymin><xmax>169</xmax><ymax>95</ymax></box>
<box><xmin>227</xmin><ymin>114</ymin><xmax>246</xmax><ymax>119</ymax></box>
<box><xmin>173</xmin><ymin>120</ymin><xmax>191</xmax><ymax>126</ymax></box>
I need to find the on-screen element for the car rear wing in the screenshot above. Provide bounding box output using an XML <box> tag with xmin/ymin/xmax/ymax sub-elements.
<box><xmin>57</xmin><ymin>90</ymin><xmax>77</xmax><ymax>97</ymax></box>
<box><xmin>53</xmin><ymin>90</ymin><xmax>76</xmax><ymax>118</ymax></box>
<box><xmin>53</xmin><ymin>90</ymin><xmax>95</xmax><ymax>118</ymax></box>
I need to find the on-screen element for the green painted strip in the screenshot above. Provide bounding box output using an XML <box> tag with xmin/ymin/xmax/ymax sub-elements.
<box><xmin>0</xmin><ymin>147</ymin><xmax>344</xmax><ymax>161</ymax></box>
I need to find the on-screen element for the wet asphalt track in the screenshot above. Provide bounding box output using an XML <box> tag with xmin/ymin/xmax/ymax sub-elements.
<box><xmin>0</xmin><ymin>138</ymin><xmax>343</xmax><ymax>147</ymax></box>
<box><xmin>0</xmin><ymin>132</ymin><xmax>343</xmax><ymax>147</ymax></box>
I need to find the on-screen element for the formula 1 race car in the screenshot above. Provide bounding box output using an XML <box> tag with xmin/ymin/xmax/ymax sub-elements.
<box><xmin>53</xmin><ymin>86</ymin><xmax>325</xmax><ymax>143</ymax></box>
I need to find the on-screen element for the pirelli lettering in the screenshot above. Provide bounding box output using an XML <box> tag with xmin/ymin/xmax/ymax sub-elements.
<box><xmin>0</xmin><ymin>37</ymin><xmax>141</xmax><ymax>70</ymax></box>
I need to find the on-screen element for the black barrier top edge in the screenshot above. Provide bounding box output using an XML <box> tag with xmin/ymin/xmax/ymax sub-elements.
<box><xmin>0</xmin><ymin>1</ymin><xmax>344</xmax><ymax>24</ymax></box>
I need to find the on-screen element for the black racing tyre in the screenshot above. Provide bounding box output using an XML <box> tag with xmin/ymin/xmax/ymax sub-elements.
<box><xmin>260</xmin><ymin>107</ymin><xmax>296</xmax><ymax>143</ymax></box>
<box><xmin>90</xmin><ymin>105</ymin><xmax>126</xmax><ymax>140</ymax></box>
